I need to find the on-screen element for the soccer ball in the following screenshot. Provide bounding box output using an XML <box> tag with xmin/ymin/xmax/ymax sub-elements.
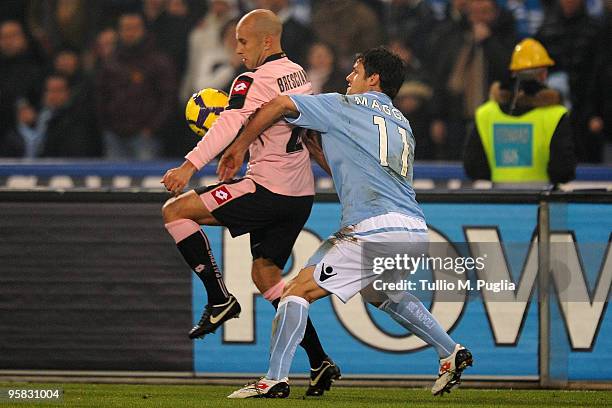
<box><xmin>185</xmin><ymin>88</ymin><xmax>229</xmax><ymax>137</ymax></box>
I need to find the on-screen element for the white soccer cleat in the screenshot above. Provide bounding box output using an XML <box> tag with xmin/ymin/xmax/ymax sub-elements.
<box><xmin>431</xmin><ymin>344</ymin><xmax>473</xmax><ymax>396</ymax></box>
<box><xmin>227</xmin><ymin>377</ymin><xmax>290</xmax><ymax>399</ymax></box>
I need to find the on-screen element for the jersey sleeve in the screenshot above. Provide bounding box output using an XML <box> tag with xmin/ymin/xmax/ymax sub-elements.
<box><xmin>285</xmin><ymin>93</ymin><xmax>342</xmax><ymax>133</ymax></box>
<box><xmin>185</xmin><ymin>73</ymin><xmax>272</xmax><ymax>170</ymax></box>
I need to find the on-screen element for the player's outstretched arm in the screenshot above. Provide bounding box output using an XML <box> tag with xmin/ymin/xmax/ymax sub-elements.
<box><xmin>217</xmin><ymin>96</ymin><xmax>298</xmax><ymax>181</ymax></box>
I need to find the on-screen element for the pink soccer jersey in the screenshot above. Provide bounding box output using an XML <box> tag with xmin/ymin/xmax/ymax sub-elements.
<box><xmin>185</xmin><ymin>54</ymin><xmax>315</xmax><ymax>197</ymax></box>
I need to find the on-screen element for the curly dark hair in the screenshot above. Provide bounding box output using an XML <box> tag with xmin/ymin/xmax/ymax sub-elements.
<box><xmin>355</xmin><ymin>46</ymin><xmax>406</xmax><ymax>99</ymax></box>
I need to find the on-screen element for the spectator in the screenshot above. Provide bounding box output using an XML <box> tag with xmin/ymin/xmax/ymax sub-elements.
<box><xmin>388</xmin><ymin>37</ymin><xmax>430</xmax><ymax>85</ymax></box>
<box><xmin>52</xmin><ymin>47</ymin><xmax>87</xmax><ymax>98</ymax></box>
<box><xmin>143</xmin><ymin>0</ymin><xmax>166</xmax><ymax>24</ymax></box>
<box><xmin>53</xmin><ymin>47</ymin><xmax>80</xmax><ymax>76</ymax></box>
<box><xmin>384</xmin><ymin>0</ymin><xmax>438</xmax><ymax>63</ymax></box>
<box><xmin>95</xmin><ymin>12</ymin><xmax>176</xmax><ymax>160</ymax></box>
<box><xmin>502</xmin><ymin>0</ymin><xmax>545</xmax><ymax>38</ymax></box>
<box><xmin>52</xmin><ymin>46</ymin><xmax>98</xmax><ymax>137</ymax></box>
<box><xmin>396</xmin><ymin>81</ymin><xmax>436</xmax><ymax>160</ymax></box>
<box><xmin>388</xmin><ymin>39</ymin><xmax>436</xmax><ymax>159</ymax></box>
<box><xmin>82</xmin><ymin>28</ymin><xmax>118</xmax><ymax>73</ymax></box>
<box><xmin>181</xmin><ymin>18</ymin><xmax>240</xmax><ymax>98</ymax></box>
<box><xmin>145</xmin><ymin>0</ymin><xmax>192</xmax><ymax>75</ymax></box>
<box><xmin>359</xmin><ymin>0</ymin><xmax>387</xmax><ymax>21</ymax></box>
<box><xmin>0</xmin><ymin>98</ymin><xmax>41</xmax><ymax>158</ymax></box>
<box><xmin>27</xmin><ymin>0</ymin><xmax>91</xmax><ymax>55</ymax></box>
<box><xmin>181</xmin><ymin>0</ymin><xmax>239</xmax><ymax>101</ymax></box>
<box><xmin>184</xmin><ymin>0</ymin><xmax>211</xmax><ymax>23</ymax></box>
<box><xmin>585</xmin><ymin>0</ymin><xmax>612</xmax><ymax>162</ymax></box>
<box><xmin>428</xmin><ymin>0</ymin><xmax>516</xmax><ymax>160</ymax></box>
<box><xmin>42</xmin><ymin>74</ymin><xmax>102</xmax><ymax>157</ymax></box>
<box><xmin>0</xmin><ymin>20</ymin><xmax>44</xmax><ymax>149</ymax></box>
<box><xmin>172</xmin><ymin>17</ymin><xmax>244</xmax><ymax>158</ymax></box>
<box><xmin>428</xmin><ymin>0</ymin><xmax>452</xmax><ymax>21</ymax></box>
<box><xmin>536</xmin><ymin>0</ymin><xmax>602</xmax><ymax>162</ymax></box>
<box><xmin>436</xmin><ymin>0</ymin><xmax>470</xmax><ymax>28</ymax></box>
<box><xmin>305</xmin><ymin>42</ymin><xmax>346</xmax><ymax>94</ymax></box>
<box><xmin>88</xmin><ymin>0</ymin><xmax>142</xmax><ymax>37</ymax></box>
<box><xmin>427</xmin><ymin>0</ymin><xmax>469</xmax><ymax>160</ymax></box>
<box><xmin>1</xmin><ymin>74</ymin><xmax>102</xmax><ymax>158</ymax></box>
<box><xmin>311</xmin><ymin>0</ymin><xmax>384</xmax><ymax>70</ymax></box>
<box><xmin>254</xmin><ymin>0</ymin><xmax>314</xmax><ymax>67</ymax></box>
<box><xmin>464</xmin><ymin>38</ymin><xmax>576</xmax><ymax>186</ymax></box>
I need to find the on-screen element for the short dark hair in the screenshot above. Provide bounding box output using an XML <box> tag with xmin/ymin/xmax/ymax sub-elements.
<box><xmin>355</xmin><ymin>47</ymin><xmax>406</xmax><ymax>99</ymax></box>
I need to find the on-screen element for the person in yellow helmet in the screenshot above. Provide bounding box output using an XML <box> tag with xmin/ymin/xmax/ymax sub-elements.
<box><xmin>463</xmin><ymin>38</ymin><xmax>576</xmax><ymax>187</ymax></box>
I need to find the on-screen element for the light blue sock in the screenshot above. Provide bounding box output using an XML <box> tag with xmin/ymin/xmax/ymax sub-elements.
<box><xmin>266</xmin><ymin>296</ymin><xmax>309</xmax><ymax>380</ymax></box>
<box><xmin>381</xmin><ymin>293</ymin><xmax>457</xmax><ymax>358</ymax></box>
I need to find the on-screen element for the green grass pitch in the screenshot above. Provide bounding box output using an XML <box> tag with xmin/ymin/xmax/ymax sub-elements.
<box><xmin>1</xmin><ymin>382</ymin><xmax>610</xmax><ymax>407</ymax></box>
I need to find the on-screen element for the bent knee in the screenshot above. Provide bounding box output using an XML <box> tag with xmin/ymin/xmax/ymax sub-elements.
<box><xmin>282</xmin><ymin>280</ymin><xmax>313</xmax><ymax>303</ymax></box>
<box><xmin>162</xmin><ymin>197</ymin><xmax>182</xmax><ymax>222</ymax></box>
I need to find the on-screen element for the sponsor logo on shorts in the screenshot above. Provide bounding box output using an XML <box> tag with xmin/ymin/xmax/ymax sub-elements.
<box><xmin>212</xmin><ymin>186</ymin><xmax>233</xmax><ymax>204</ymax></box>
<box><xmin>319</xmin><ymin>264</ymin><xmax>337</xmax><ymax>282</ymax></box>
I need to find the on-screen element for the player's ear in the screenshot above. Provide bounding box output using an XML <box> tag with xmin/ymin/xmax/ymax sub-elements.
<box><xmin>263</xmin><ymin>34</ymin><xmax>272</xmax><ymax>50</ymax></box>
<box><xmin>368</xmin><ymin>73</ymin><xmax>380</xmax><ymax>88</ymax></box>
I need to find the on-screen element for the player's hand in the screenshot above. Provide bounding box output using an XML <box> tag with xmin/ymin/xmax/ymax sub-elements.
<box><xmin>302</xmin><ymin>130</ymin><xmax>322</xmax><ymax>157</ymax></box>
<box><xmin>217</xmin><ymin>146</ymin><xmax>247</xmax><ymax>181</ymax></box>
<box><xmin>161</xmin><ymin>160</ymin><xmax>197</xmax><ymax>196</ymax></box>
<box><xmin>303</xmin><ymin>130</ymin><xmax>332</xmax><ymax>176</ymax></box>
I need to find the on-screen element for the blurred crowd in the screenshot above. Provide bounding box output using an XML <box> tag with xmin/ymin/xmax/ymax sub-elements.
<box><xmin>0</xmin><ymin>0</ymin><xmax>610</xmax><ymax>162</ymax></box>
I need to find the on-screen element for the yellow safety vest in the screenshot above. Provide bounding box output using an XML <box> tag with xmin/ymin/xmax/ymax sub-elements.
<box><xmin>475</xmin><ymin>101</ymin><xmax>567</xmax><ymax>183</ymax></box>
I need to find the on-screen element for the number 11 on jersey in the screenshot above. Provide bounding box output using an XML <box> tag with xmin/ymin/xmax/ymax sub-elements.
<box><xmin>373</xmin><ymin>116</ymin><xmax>411</xmax><ymax>178</ymax></box>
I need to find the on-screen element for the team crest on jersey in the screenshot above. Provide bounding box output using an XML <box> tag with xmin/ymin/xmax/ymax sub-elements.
<box><xmin>228</xmin><ymin>75</ymin><xmax>254</xmax><ymax>110</ymax></box>
<box><xmin>211</xmin><ymin>185</ymin><xmax>233</xmax><ymax>204</ymax></box>
<box><xmin>233</xmin><ymin>80</ymin><xmax>250</xmax><ymax>95</ymax></box>
<box><xmin>319</xmin><ymin>264</ymin><xmax>337</xmax><ymax>282</ymax></box>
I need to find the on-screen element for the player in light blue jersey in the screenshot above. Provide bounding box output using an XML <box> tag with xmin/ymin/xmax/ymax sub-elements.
<box><xmin>218</xmin><ymin>47</ymin><xmax>472</xmax><ymax>399</ymax></box>
<box><xmin>278</xmin><ymin>78</ymin><xmax>426</xmax><ymax>228</ymax></box>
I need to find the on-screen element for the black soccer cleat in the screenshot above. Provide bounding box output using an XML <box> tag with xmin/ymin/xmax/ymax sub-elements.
<box><xmin>432</xmin><ymin>344</ymin><xmax>473</xmax><ymax>396</ymax></box>
<box><xmin>305</xmin><ymin>358</ymin><xmax>342</xmax><ymax>397</ymax></box>
<box><xmin>188</xmin><ymin>295</ymin><xmax>241</xmax><ymax>339</ymax></box>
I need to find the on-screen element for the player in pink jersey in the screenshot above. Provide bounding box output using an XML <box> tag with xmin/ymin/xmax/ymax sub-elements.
<box><xmin>161</xmin><ymin>9</ymin><xmax>339</xmax><ymax>396</ymax></box>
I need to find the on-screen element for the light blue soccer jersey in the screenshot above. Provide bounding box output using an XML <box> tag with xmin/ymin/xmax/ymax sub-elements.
<box><xmin>287</xmin><ymin>91</ymin><xmax>425</xmax><ymax>227</ymax></box>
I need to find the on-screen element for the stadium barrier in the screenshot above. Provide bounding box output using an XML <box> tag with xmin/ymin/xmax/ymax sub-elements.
<box><xmin>0</xmin><ymin>160</ymin><xmax>611</xmax><ymax>191</ymax></box>
<box><xmin>0</xmin><ymin>189</ymin><xmax>610</xmax><ymax>388</ymax></box>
